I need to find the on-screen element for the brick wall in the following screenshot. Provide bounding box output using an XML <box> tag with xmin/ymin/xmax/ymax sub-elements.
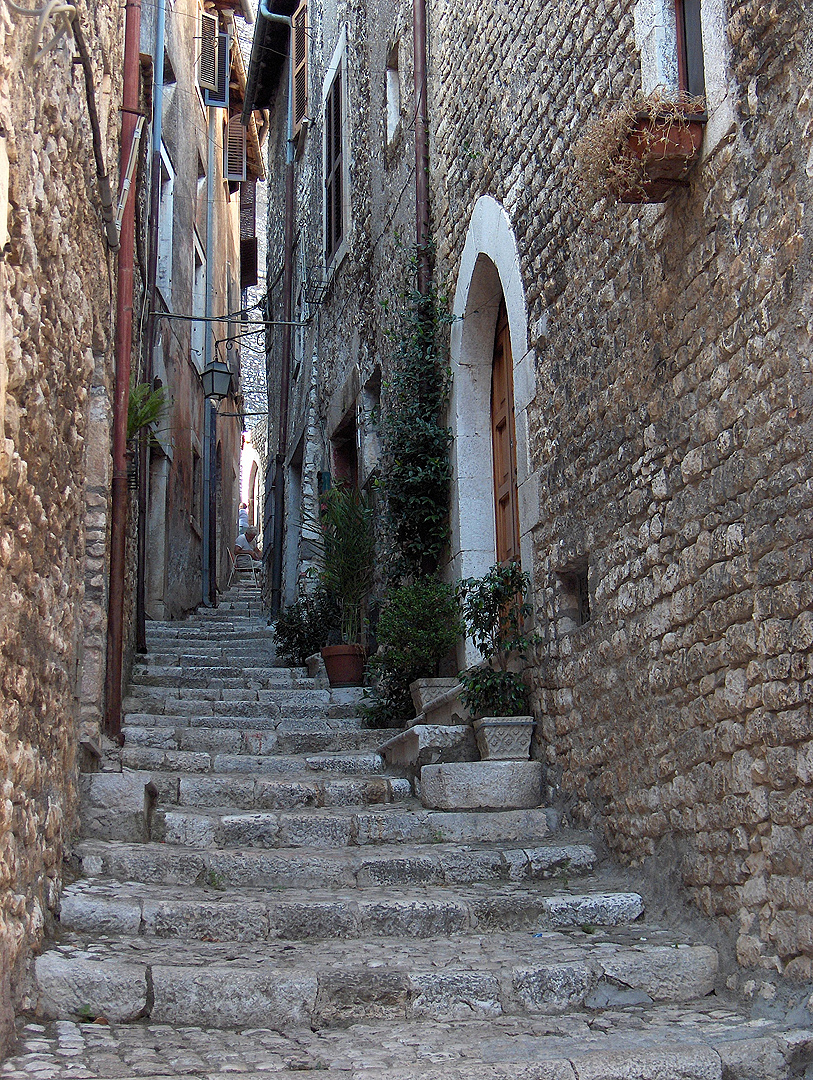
<box><xmin>0</xmin><ymin>0</ymin><xmax>123</xmax><ymax>1046</ymax></box>
<box><xmin>430</xmin><ymin>0</ymin><xmax>812</xmax><ymax>977</ymax></box>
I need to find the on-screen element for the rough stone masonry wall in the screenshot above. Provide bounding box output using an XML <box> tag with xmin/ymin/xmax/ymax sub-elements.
<box><xmin>430</xmin><ymin>0</ymin><xmax>813</xmax><ymax>977</ymax></box>
<box><xmin>0</xmin><ymin>0</ymin><xmax>122</xmax><ymax>1048</ymax></box>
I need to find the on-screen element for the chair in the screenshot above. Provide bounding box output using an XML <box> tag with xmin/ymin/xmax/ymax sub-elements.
<box><xmin>227</xmin><ymin>549</ymin><xmax>261</xmax><ymax>588</ymax></box>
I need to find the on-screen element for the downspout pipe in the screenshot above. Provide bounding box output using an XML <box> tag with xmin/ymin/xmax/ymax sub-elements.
<box><xmin>202</xmin><ymin>104</ymin><xmax>217</xmax><ymax>605</ymax></box>
<box><xmin>413</xmin><ymin>0</ymin><xmax>430</xmax><ymax>295</ymax></box>
<box><xmin>104</xmin><ymin>0</ymin><xmax>142</xmax><ymax>740</ymax></box>
<box><xmin>136</xmin><ymin>0</ymin><xmax>168</xmax><ymax>650</ymax></box>
<box><xmin>256</xmin><ymin>0</ymin><xmax>293</xmax><ymax>617</ymax></box>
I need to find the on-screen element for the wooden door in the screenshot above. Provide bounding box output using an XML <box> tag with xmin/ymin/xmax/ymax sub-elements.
<box><xmin>491</xmin><ymin>301</ymin><xmax>521</xmax><ymax>564</ymax></box>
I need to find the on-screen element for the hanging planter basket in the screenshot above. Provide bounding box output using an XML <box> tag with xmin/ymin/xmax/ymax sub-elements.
<box><xmin>574</xmin><ymin>91</ymin><xmax>706</xmax><ymax>208</ymax></box>
<box><xmin>616</xmin><ymin>113</ymin><xmax>705</xmax><ymax>203</ymax></box>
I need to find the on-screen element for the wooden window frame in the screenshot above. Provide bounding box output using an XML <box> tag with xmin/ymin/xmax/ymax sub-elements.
<box><xmin>197</xmin><ymin>10</ymin><xmax>219</xmax><ymax>93</ymax></box>
<box><xmin>324</xmin><ymin>62</ymin><xmax>343</xmax><ymax>263</ymax></box>
<box><xmin>291</xmin><ymin>0</ymin><xmax>308</xmax><ymax>141</ymax></box>
<box><xmin>675</xmin><ymin>0</ymin><xmax>706</xmax><ymax>99</ymax></box>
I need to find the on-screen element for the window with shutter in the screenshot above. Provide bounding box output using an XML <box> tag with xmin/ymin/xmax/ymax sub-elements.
<box><xmin>224</xmin><ymin>115</ymin><xmax>247</xmax><ymax>182</ymax></box>
<box><xmin>198</xmin><ymin>11</ymin><xmax>219</xmax><ymax>92</ymax></box>
<box><xmin>324</xmin><ymin>63</ymin><xmax>343</xmax><ymax>262</ymax></box>
<box><xmin>291</xmin><ymin>0</ymin><xmax>308</xmax><ymax>140</ymax></box>
<box><xmin>204</xmin><ymin>30</ymin><xmax>229</xmax><ymax>108</ymax></box>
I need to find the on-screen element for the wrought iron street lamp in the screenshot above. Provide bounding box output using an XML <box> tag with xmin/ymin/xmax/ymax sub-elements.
<box><xmin>200</xmin><ymin>358</ymin><xmax>233</xmax><ymax>402</ymax></box>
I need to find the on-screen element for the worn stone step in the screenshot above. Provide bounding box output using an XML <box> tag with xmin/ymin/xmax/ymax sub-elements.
<box><xmin>122</xmin><ymin>722</ymin><xmax>389</xmax><ymax>755</ymax></box>
<box><xmin>121</xmin><ymin>747</ymin><xmax>386</xmax><ymax>777</ymax></box>
<box><xmin>75</xmin><ymin>837</ymin><xmax>597</xmax><ymax>889</ymax></box>
<box><xmin>132</xmin><ymin>664</ymin><xmax>302</xmax><ymax>681</ymax></box>
<box><xmin>152</xmin><ymin>806</ymin><xmax>550</xmax><ymax>849</ymax></box>
<box><xmin>122</xmin><ymin>694</ymin><xmax>361</xmax><ymax>720</ymax></box>
<box><xmin>6</xmin><ymin>1014</ymin><xmax>812</xmax><ymax>1080</ymax></box>
<box><xmin>146</xmin><ymin>771</ymin><xmax>411</xmax><ymax>810</ymax></box>
<box><xmin>122</xmin><ymin>713</ymin><xmax>367</xmax><ymax>733</ymax></box>
<box><xmin>33</xmin><ymin>928</ymin><xmax>719</xmax><ymax>1028</ymax></box>
<box><xmin>139</xmin><ymin>654</ymin><xmax>303</xmax><ymax>672</ymax></box>
<box><xmin>58</xmin><ymin>878</ymin><xmax>644</xmax><ymax>941</ymax></box>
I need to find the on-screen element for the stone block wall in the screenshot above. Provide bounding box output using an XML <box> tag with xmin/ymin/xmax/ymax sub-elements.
<box><xmin>429</xmin><ymin>0</ymin><xmax>812</xmax><ymax>976</ymax></box>
<box><xmin>0</xmin><ymin>0</ymin><xmax>123</xmax><ymax>1047</ymax></box>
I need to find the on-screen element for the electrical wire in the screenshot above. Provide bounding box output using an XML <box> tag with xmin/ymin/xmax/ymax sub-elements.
<box><xmin>3</xmin><ymin>0</ymin><xmax>75</xmax><ymax>63</ymax></box>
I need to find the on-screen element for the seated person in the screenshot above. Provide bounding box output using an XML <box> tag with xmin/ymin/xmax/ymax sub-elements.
<box><xmin>235</xmin><ymin>527</ymin><xmax>262</xmax><ymax>567</ymax></box>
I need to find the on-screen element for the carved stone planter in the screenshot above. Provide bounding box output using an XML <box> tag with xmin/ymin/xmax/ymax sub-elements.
<box><xmin>473</xmin><ymin>716</ymin><xmax>534</xmax><ymax>761</ymax></box>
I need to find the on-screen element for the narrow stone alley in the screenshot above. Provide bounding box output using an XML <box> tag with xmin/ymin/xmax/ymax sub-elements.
<box><xmin>3</xmin><ymin>583</ymin><xmax>812</xmax><ymax>1079</ymax></box>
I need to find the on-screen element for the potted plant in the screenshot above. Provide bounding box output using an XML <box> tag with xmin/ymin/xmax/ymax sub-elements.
<box><xmin>364</xmin><ymin>576</ymin><xmax>462</xmax><ymax>726</ymax></box>
<box><xmin>573</xmin><ymin>88</ymin><xmax>706</xmax><ymax>206</ymax></box>
<box><xmin>126</xmin><ymin>380</ymin><xmax>167</xmax><ymax>489</ymax></box>
<box><xmin>317</xmin><ymin>484</ymin><xmax>375</xmax><ymax>686</ymax></box>
<box><xmin>459</xmin><ymin>562</ymin><xmax>538</xmax><ymax>760</ymax></box>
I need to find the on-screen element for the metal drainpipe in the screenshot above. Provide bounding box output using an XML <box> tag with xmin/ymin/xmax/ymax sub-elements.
<box><xmin>202</xmin><ymin>103</ymin><xmax>217</xmax><ymax>606</ymax></box>
<box><xmin>413</xmin><ymin>0</ymin><xmax>430</xmax><ymax>295</ymax></box>
<box><xmin>136</xmin><ymin>0</ymin><xmax>168</xmax><ymax>651</ymax></box>
<box><xmin>256</xmin><ymin>0</ymin><xmax>294</xmax><ymax>617</ymax></box>
<box><xmin>104</xmin><ymin>0</ymin><xmax>143</xmax><ymax>740</ymax></box>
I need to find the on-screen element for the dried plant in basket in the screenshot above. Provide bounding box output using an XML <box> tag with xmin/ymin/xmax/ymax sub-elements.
<box><xmin>573</xmin><ymin>88</ymin><xmax>706</xmax><ymax>207</ymax></box>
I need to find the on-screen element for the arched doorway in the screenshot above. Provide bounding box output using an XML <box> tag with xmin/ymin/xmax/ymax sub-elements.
<box><xmin>448</xmin><ymin>197</ymin><xmax>537</xmax><ymax>664</ymax></box>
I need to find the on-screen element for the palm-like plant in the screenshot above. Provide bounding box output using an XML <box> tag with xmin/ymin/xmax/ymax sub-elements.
<box><xmin>318</xmin><ymin>484</ymin><xmax>375</xmax><ymax>645</ymax></box>
<box><xmin>127</xmin><ymin>380</ymin><xmax>167</xmax><ymax>444</ymax></box>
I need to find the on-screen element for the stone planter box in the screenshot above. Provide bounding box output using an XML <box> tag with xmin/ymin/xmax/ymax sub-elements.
<box><xmin>409</xmin><ymin>677</ymin><xmax>460</xmax><ymax>715</ymax></box>
<box><xmin>473</xmin><ymin>716</ymin><xmax>534</xmax><ymax>760</ymax></box>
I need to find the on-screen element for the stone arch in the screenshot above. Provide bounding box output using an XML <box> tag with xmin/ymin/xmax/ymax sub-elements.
<box><xmin>448</xmin><ymin>196</ymin><xmax>536</xmax><ymax>598</ymax></box>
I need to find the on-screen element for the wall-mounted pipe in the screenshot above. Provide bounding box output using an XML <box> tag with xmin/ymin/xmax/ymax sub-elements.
<box><xmin>413</xmin><ymin>0</ymin><xmax>430</xmax><ymax>295</ymax></box>
<box><xmin>104</xmin><ymin>0</ymin><xmax>142</xmax><ymax>741</ymax></box>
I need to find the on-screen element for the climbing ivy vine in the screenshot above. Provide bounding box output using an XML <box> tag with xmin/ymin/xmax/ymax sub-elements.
<box><xmin>378</xmin><ymin>250</ymin><xmax>454</xmax><ymax>578</ymax></box>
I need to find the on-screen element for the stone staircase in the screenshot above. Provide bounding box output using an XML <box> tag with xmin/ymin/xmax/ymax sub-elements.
<box><xmin>7</xmin><ymin>582</ymin><xmax>813</xmax><ymax>1079</ymax></box>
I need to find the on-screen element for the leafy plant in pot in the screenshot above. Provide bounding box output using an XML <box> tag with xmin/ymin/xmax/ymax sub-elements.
<box><xmin>573</xmin><ymin>88</ymin><xmax>706</xmax><ymax>206</ymax></box>
<box><xmin>459</xmin><ymin>562</ymin><xmax>539</xmax><ymax>760</ymax></box>
<box><xmin>317</xmin><ymin>484</ymin><xmax>375</xmax><ymax>687</ymax></box>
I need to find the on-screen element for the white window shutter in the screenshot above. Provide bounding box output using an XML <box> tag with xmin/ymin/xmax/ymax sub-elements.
<box><xmin>198</xmin><ymin>12</ymin><xmax>219</xmax><ymax>92</ymax></box>
<box><xmin>204</xmin><ymin>31</ymin><xmax>229</xmax><ymax>107</ymax></box>
<box><xmin>224</xmin><ymin>115</ymin><xmax>247</xmax><ymax>182</ymax></box>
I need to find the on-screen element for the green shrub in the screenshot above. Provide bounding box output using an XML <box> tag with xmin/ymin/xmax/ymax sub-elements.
<box><xmin>273</xmin><ymin>589</ymin><xmax>340</xmax><ymax>666</ymax></box>
<box><xmin>458</xmin><ymin>562</ymin><xmax>538</xmax><ymax>717</ymax></box>
<box><xmin>365</xmin><ymin>577</ymin><xmax>462</xmax><ymax>726</ymax></box>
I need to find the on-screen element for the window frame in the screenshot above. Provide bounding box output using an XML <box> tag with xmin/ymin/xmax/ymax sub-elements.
<box><xmin>322</xmin><ymin>28</ymin><xmax>350</xmax><ymax>272</ymax></box>
<box><xmin>156</xmin><ymin>143</ymin><xmax>175</xmax><ymax>308</ymax></box>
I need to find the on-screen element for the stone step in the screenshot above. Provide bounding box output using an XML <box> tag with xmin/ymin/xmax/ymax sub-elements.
<box><xmin>33</xmin><ymin>928</ymin><xmax>719</xmax><ymax>1028</ymax></box>
<box><xmin>122</xmin><ymin>722</ymin><xmax>389</xmax><ymax>754</ymax></box>
<box><xmin>75</xmin><ymin>837</ymin><xmax>597</xmax><ymax>889</ymax></box>
<box><xmin>145</xmin><ymin>628</ymin><xmax>276</xmax><ymax>642</ymax></box>
<box><xmin>122</xmin><ymin>713</ymin><xmax>367</xmax><ymax>732</ymax></box>
<box><xmin>152</xmin><ymin>806</ymin><xmax>550</xmax><ymax>849</ymax></box>
<box><xmin>58</xmin><ymin>878</ymin><xmax>644</xmax><ymax>941</ymax></box>
<box><xmin>121</xmin><ymin>747</ymin><xmax>386</xmax><ymax>776</ymax></box>
<box><xmin>6</xmin><ymin>1014</ymin><xmax>812</xmax><ymax>1080</ymax></box>
<box><xmin>136</xmin><ymin>656</ymin><xmax>307</xmax><ymax>674</ymax></box>
<box><xmin>148</xmin><ymin>773</ymin><xmax>412</xmax><ymax>812</ymax></box>
<box><xmin>132</xmin><ymin>664</ymin><xmax>307</xmax><ymax>681</ymax></box>
<box><xmin>122</xmin><ymin>693</ymin><xmax>361</xmax><ymax>720</ymax></box>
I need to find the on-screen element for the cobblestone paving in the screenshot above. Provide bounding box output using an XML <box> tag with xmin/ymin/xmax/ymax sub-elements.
<box><xmin>5</xmin><ymin>1008</ymin><xmax>813</xmax><ymax>1079</ymax></box>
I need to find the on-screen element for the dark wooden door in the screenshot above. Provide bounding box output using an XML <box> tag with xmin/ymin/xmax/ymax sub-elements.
<box><xmin>491</xmin><ymin>300</ymin><xmax>521</xmax><ymax>564</ymax></box>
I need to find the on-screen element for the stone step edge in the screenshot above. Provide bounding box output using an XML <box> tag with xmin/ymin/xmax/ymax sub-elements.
<box><xmin>58</xmin><ymin>886</ymin><xmax>645</xmax><ymax>938</ymax></box>
<box><xmin>34</xmin><ymin>942</ymin><xmax>719</xmax><ymax>1027</ymax></box>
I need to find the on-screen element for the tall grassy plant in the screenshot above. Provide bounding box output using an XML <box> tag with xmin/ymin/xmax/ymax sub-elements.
<box><xmin>127</xmin><ymin>380</ymin><xmax>167</xmax><ymax>443</ymax></box>
<box><xmin>318</xmin><ymin>485</ymin><xmax>375</xmax><ymax>645</ymax></box>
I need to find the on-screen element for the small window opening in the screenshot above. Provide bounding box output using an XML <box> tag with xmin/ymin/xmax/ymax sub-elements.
<box><xmin>331</xmin><ymin>409</ymin><xmax>358</xmax><ymax>488</ymax></box>
<box><xmin>386</xmin><ymin>43</ymin><xmax>400</xmax><ymax>144</ymax></box>
<box><xmin>555</xmin><ymin>562</ymin><xmax>591</xmax><ymax>632</ymax></box>
<box><xmin>676</xmin><ymin>0</ymin><xmax>706</xmax><ymax>99</ymax></box>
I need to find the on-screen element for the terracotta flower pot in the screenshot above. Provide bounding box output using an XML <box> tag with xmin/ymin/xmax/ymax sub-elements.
<box><xmin>320</xmin><ymin>644</ymin><xmax>366</xmax><ymax>687</ymax></box>
<box><xmin>618</xmin><ymin>116</ymin><xmax>705</xmax><ymax>204</ymax></box>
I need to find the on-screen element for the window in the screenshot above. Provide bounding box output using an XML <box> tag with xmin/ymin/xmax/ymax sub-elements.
<box><xmin>224</xmin><ymin>114</ymin><xmax>247</xmax><ymax>183</ymax></box>
<box><xmin>197</xmin><ymin>10</ymin><xmax>219</xmax><ymax>92</ymax></box>
<box><xmin>325</xmin><ymin>65</ymin><xmax>343</xmax><ymax>261</ymax></box>
<box><xmin>190</xmin><ymin>238</ymin><xmax>206</xmax><ymax>372</ymax></box>
<box><xmin>292</xmin><ymin>0</ymin><xmax>308</xmax><ymax>140</ymax></box>
<box><xmin>204</xmin><ymin>29</ymin><xmax>229</xmax><ymax>108</ymax></box>
<box><xmin>634</xmin><ymin>0</ymin><xmax>732</xmax><ymax>150</ymax></box>
<box><xmin>156</xmin><ymin>145</ymin><xmax>174</xmax><ymax>305</ymax></box>
<box><xmin>191</xmin><ymin>446</ymin><xmax>202</xmax><ymax>532</ymax></box>
<box><xmin>386</xmin><ymin>43</ymin><xmax>400</xmax><ymax>144</ymax></box>
<box><xmin>323</xmin><ymin>29</ymin><xmax>348</xmax><ymax>266</ymax></box>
